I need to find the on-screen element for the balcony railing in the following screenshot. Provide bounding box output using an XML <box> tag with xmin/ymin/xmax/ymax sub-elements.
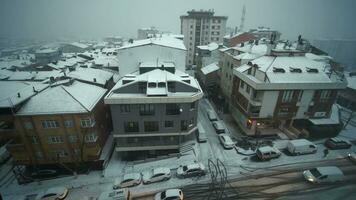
<box><xmin>117</xmin><ymin>138</ymin><xmax>179</xmax><ymax>148</ymax></box>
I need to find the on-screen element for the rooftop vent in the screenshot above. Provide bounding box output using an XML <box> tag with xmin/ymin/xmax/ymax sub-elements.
<box><xmin>306</xmin><ymin>67</ymin><xmax>318</xmax><ymax>73</ymax></box>
<box><xmin>273</xmin><ymin>67</ymin><xmax>285</xmax><ymax>73</ymax></box>
<box><xmin>289</xmin><ymin>67</ymin><xmax>302</xmax><ymax>73</ymax></box>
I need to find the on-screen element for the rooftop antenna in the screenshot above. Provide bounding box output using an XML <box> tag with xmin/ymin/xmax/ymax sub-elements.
<box><xmin>239</xmin><ymin>4</ymin><xmax>246</xmax><ymax>32</ymax></box>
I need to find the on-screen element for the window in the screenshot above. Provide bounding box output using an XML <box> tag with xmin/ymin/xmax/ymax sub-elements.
<box><xmin>35</xmin><ymin>151</ymin><xmax>43</xmax><ymax>159</ymax></box>
<box><xmin>282</xmin><ymin>90</ymin><xmax>294</xmax><ymax>103</ymax></box>
<box><xmin>158</xmin><ymin>82</ymin><xmax>166</xmax><ymax>88</ymax></box>
<box><xmin>53</xmin><ymin>149</ymin><xmax>67</xmax><ymax>158</ymax></box>
<box><xmin>138</xmin><ymin>82</ymin><xmax>146</xmax><ymax>93</ymax></box>
<box><xmin>85</xmin><ymin>132</ymin><xmax>98</xmax><ymax>143</ymax></box>
<box><xmin>31</xmin><ymin>136</ymin><xmax>38</xmax><ymax>144</ymax></box>
<box><xmin>190</xmin><ymin>102</ymin><xmax>196</xmax><ymax>110</ymax></box>
<box><xmin>120</xmin><ymin>105</ymin><xmax>130</xmax><ymax>113</ymax></box>
<box><xmin>124</xmin><ymin>122</ymin><xmax>139</xmax><ymax>132</ymax></box>
<box><xmin>148</xmin><ymin>82</ymin><xmax>156</xmax><ymax>88</ymax></box>
<box><xmin>64</xmin><ymin>120</ymin><xmax>74</xmax><ymax>128</ymax></box>
<box><xmin>80</xmin><ymin>118</ymin><xmax>95</xmax><ymax>128</ymax></box>
<box><xmin>144</xmin><ymin>121</ymin><xmax>159</xmax><ymax>132</ymax></box>
<box><xmin>165</xmin><ymin>121</ymin><xmax>174</xmax><ymax>128</ymax></box>
<box><xmin>140</xmin><ymin>104</ymin><xmax>155</xmax><ymax>115</ymax></box>
<box><xmin>181</xmin><ymin>120</ymin><xmax>188</xmax><ymax>131</ymax></box>
<box><xmin>190</xmin><ymin>25</ymin><xmax>193</xmax><ymax>28</ymax></box>
<box><xmin>68</xmin><ymin>135</ymin><xmax>78</xmax><ymax>143</ymax></box>
<box><xmin>24</xmin><ymin>121</ymin><xmax>33</xmax><ymax>129</ymax></box>
<box><xmin>298</xmin><ymin>91</ymin><xmax>303</xmax><ymax>102</ymax></box>
<box><xmin>168</xmin><ymin>82</ymin><xmax>176</xmax><ymax>92</ymax></box>
<box><xmin>246</xmin><ymin>85</ymin><xmax>250</xmax><ymax>94</ymax></box>
<box><xmin>166</xmin><ymin>104</ymin><xmax>181</xmax><ymax>115</ymax></box>
<box><xmin>42</xmin><ymin>120</ymin><xmax>59</xmax><ymax>129</ymax></box>
<box><xmin>74</xmin><ymin>149</ymin><xmax>81</xmax><ymax>156</ymax></box>
<box><xmin>189</xmin><ymin>119</ymin><xmax>194</xmax><ymax>127</ymax></box>
<box><xmin>320</xmin><ymin>90</ymin><xmax>332</xmax><ymax>102</ymax></box>
<box><xmin>48</xmin><ymin>136</ymin><xmax>64</xmax><ymax>144</ymax></box>
<box><xmin>240</xmin><ymin>81</ymin><xmax>245</xmax><ymax>89</ymax></box>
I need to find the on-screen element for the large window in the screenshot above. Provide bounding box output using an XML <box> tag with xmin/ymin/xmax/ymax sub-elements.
<box><xmin>85</xmin><ymin>132</ymin><xmax>98</xmax><ymax>143</ymax></box>
<box><xmin>80</xmin><ymin>117</ymin><xmax>95</xmax><ymax>128</ymax></box>
<box><xmin>52</xmin><ymin>149</ymin><xmax>67</xmax><ymax>158</ymax></box>
<box><xmin>166</xmin><ymin>104</ymin><xmax>181</xmax><ymax>115</ymax></box>
<box><xmin>48</xmin><ymin>136</ymin><xmax>64</xmax><ymax>144</ymax></box>
<box><xmin>68</xmin><ymin>135</ymin><xmax>78</xmax><ymax>143</ymax></box>
<box><xmin>144</xmin><ymin>121</ymin><xmax>159</xmax><ymax>132</ymax></box>
<box><xmin>140</xmin><ymin>104</ymin><xmax>155</xmax><ymax>115</ymax></box>
<box><xmin>120</xmin><ymin>105</ymin><xmax>130</xmax><ymax>113</ymax></box>
<box><xmin>168</xmin><ymin>82</ymin><xmax>176</xmax><ymax>92</ymax></box>
<box><xmin>24</xmin><ymin>121</ymin><xmax>33</xmax><ymax>130</ymax></box>
<box><xmin>165</xmin><ymin>121</ymin><xmax>174</xmax><ymax>128</ymax></box>
<box><xmin>64</xmin><ymin>120</ymin><xmax>74</xmax><ymax>128</ymax></box>
<box><xmin>124</xmin><ymin>122</ymin><xmax>139</xmax><ymax>132</ymax></box>
<box><xmin>281</xmin><ymin>90</ymin><xmax>294</xmax><ymax>103</ymax></box>
<box><xmin>31</xmin><ymin>136</ymin><xmax>38</xmax><ymax>144</ymax></box>
<box><xmin>42</xmin><ymin>120</ymin><xmax>59</xmax><ymax>129</ymax></box>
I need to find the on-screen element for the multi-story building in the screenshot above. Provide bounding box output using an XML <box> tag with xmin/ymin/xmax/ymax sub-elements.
<box><xmin>7</xmin><ymin>80</ymin><xmax>111</xmax><ymax>168</ymax></box>
<box><xmin>137</xmin><ymin>27</ymin><xmax>159</xmax><ymax>40</ymax></box>
<box><xmin>104</xmin><ymin>69</ymin><xmax>203</xmax><ymax>157</ymax></box>
<box><xmin>223</xmin><ymin>32</ymin><xmax>256</xmax><ymax>47</ymax></box>
<box><xmin>337</xmin><ymin>72</ymin><xmax>356</xmax><ymax>111</ymax></box>
<box><xmin>231</xmin><ymin>52</ymin><xmax>347</xmax><ymax>137</ymax></box>
<box><xmin>249</xmin><ymin>27</ymin><xmax>281</xmax><ymax>41</ymax></box>
<box><xmin>35</xmin><ymin>48</ymin><xmax>62</xmax><ymax>65</ymax></box>
<box><xmin>180</xmin><ymin>9</ymin><xmax>227</xmax><ymax>67</ymax></box>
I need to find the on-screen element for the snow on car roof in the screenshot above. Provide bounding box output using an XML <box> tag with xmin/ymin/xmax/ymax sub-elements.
<box><xmin>123</xmin><ymin>173</ymin><xmax>141</xmax><ymax>180</ymax></box>
<box><xmin>316</xmin><ymin>166</ymin><xmax>343</xmax><ymax>175</ymax></box>
<box><xmin>289</xmin><ymin>139</ymin><xmax>314</xmax><ymax>146</ymax></box>
<box><xmin>153</xmin><ymin>167</ymin><xmax>170</xmax><ymax>175</ymax></box>
<box><xmin>165</xmin><ymin>189</ymin><xmax>181</xmax><ymax>197</ymax></box>
<box><xmin>258</xmin><ymin>146</ymin><xmax>278</xmax><ymax>153</ymax></box>
<box><xmin>45</xmin><ymin>186</ymin><xmax>67</xmax><ymax>194</ymax></box>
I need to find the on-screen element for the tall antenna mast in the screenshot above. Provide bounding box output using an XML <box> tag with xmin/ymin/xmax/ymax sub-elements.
<box><xmin>239</xmin><ymin>4</ymin><xmax>246</xmax><ymax>32</ymax></box>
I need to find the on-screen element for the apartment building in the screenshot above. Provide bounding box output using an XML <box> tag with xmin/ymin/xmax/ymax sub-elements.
<box><xmin>104</xmin><ymin>69</ymin><xmax>203</xmax><ymax>157</ymax></box>
<box><xmin>137</xmin><ymin>27</ymin><xmax>159</xmax><ymax>39</ymax></box>
<box><xmin>35</xmin><ymin>48</ymin><xmax>62</xmax><ymax>65</ymax></box>
<box><xmin>180</xmin><ymin>9</ymin><xmax>227</xmax><ymax>67</ymax></box>
<box><xmin>337</xmin><ymin>72</ymin><xmax>356</xmax><ymax>111</ymax></box>
<box><xmin>223</xmin><ymin>32</ymin><xmax>256</xmax><ymax>47</ymax></box>
<box><xmin>7</xmin><ymin>80</ymin><xmax>111</xmax><ymax>168</ymax></box>
<box><xmin>231</xmin><ymin>52</ymin><xmax>347</xmax><ymax>137</ymax></box>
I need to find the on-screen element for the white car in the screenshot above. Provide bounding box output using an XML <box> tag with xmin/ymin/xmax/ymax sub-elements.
<box><xmin>154</xmin><ymin>189</ymin><xmax>183</xmax><ymax>200</ymax></box>
<box><xmin>303</xmin><ymin>166</ymin><xmax>344</xmax><ymax>183</ymax></box>
<box><xmin>218</xmin><ymin>134</ymin><xmax>235</xmax><ymax>149</ymax></box>
<box><xmin>35</xmin><ymin>186</ymin><xmax>68</xmax><ymax>200</ymax></box>
<box><xmin>348</xmin><ymin>152</ymin><xmax>356</xmax><ymax>163</ymax></box>
<box><xmin>207</xmin><ymin>110</ymin><xmax>218</xmax><ymax>121</ymax></box>
<box><xmin>256</xmin><ymin>146</ymin><xmax>281</xmax><ymax>161</ymax></box>
<box><xmin>142</xmin><ymin>167</ymin><xmax>171</xmax><ymax>184</ymax></box>
<box><xmin>212</xmin><ymin>121</ymin><xmax>226</xmax><ymax>134</ymax></box>
<box><xmin>113</xmin><ymin>173</ymin><xmax>141</xmax><ymax>189</ymax></box>
<box><xmin>177</xmin><ymin>162</ymin><xmax>206</xmax><ymax>178</ymax></box>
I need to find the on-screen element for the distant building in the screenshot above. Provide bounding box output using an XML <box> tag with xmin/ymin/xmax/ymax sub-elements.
<box><xmin>117</xmin><ymin>37</ymin><xmax>186</xmax><ymax>75</ymax></box>
<box><xmin>337</xmin><ymin>72</ymin><xmax>356</xmax><ymax>111</ymax></box>
<box><xmin>249</xmin><ymin>27</ymin><xmax>281</xmax><ymax>41</ymax></box>
<box><xmin>197</xmin><ymin>62</ymin><xmax>220</xmax><ymax>90</ymax></box>
<box><xmin>195</xmin><ymin>42</ymin><xmax>220</xmax><ymax>71</ymax></box>
<box><xmin>104</xmin><ymin>69</ymin><xmax>203</xmax><ymax>158</ymax></box>
<box><xmin>231</xmin><ymin>52</ymin><xmax>347</xmax><ymax>137</ymax></box>
<box><xmin>61</xmin><ymin>42</ymin><xmax>91</xmax><ymax>53</ymax></box>
<box><xmin>137</xmin><ymin>27</ymin><xmax>159</xmax><ymax>39</ymax></box>
<box><xmin>223</xmin><ymin>32</ymin><xmax>256</xmax><ymax>47</ymax></box>
<box><xmin>180</xmin><ymin>9</ymin><xmax>227</xmax><ymax>67</ymax></box>
<box><xmin>35</xmin><ymin>48</ymin><xmax>62</xmax><ymax>65</ymax></box>
<box><xmin>7</xmin><ymin>80</ymin><xmax>111</xmax><ymax>168</ymax></box>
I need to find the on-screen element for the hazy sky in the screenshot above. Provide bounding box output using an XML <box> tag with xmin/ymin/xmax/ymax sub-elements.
<box><xmin>0</xmin><ymin>0</ymin><xmax>355</xmax><ymax>41</ymax></box>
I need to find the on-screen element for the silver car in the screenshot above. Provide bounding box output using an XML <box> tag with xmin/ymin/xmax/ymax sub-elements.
<box><xmin>218</xmin><ymin>134</ymin><xmax>235</xmax><ymax>149</ymax></box>
<box><xmin>177</xmin><ymin>162</ymin><xmax>206</xmax><ymax>178</ymax></box>
<box><xmin>113</xmin><ymin>173</ymin><xmax>141</xmax><ymax>189</ymax></box>
<box><xmin>303</xmin><ymin>166</ymin><xmax>344</xmax><ymax>183</ymax></box>
<box><xmin>142</xmin><ymin>167</ymin><xmax>171</xmax><ymax>184</ymax></box>
<box><xmin>207</xmin><ymin>110</ymin><xmax>218</xmax><ymax>121</ymax></box>
<box><xmin>212</xmin><ymin>121</ymin><xmax>226</xmax><ymax>134</ymax></box>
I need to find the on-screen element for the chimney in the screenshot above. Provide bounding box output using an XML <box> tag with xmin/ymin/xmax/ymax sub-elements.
<box><xmin>17</xmin><ymin>92</ymin><xmax>21</xmax><ymax>98</ymax></box>
<box><xmin>93</xmin><ymin>78</ymin><xmax>97</xmax><ymax>83</ymax></box>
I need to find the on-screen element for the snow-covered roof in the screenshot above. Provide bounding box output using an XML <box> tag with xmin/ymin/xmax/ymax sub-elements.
<box><xmin>197</xmin><ymin>42</ymin><xmax>219</xmax><ymax>51</ymax></box>
<box><xmin>93</xmin><ymin>56</ymin><xmax>119</xmax><ymax>67</ymax></box>
<box><xmin>67</xmin><ymin>67</ymin><xmax>113</xmax><ymax>86</ymax></box>
<box><xmin>16</xmin><ymin>81</ymin><xmax>107</xmax><ymax>115</ymax></box>
<box><xmin>0</xmin><ymin>69</ymin><xmax>13</xmax><ymax>80</ymax></box>
<box><xmin>35</xmin><ymin>48</ymin><xmax>58</xmax><ymax>54</ymax></box>
<box><xmin>33</xmin><ymin>70</ymin><xmax>63</xmax><ymax>81</ymax></box>
<box><xmin>68</xmin><ymin>42</ymin><xmax>89</xmax><ymax>49</ymax></box>
<box><xmin>139</xmin><ymin>61</ymin><xmax>175</xmax><ymax>68</ymax></box>
<box><xmin>223</xmin><ymin>32</ymin><xmax>244</xmax><ymax>39</ymax></box>
<box><xmin>119</xmin><ymin>37</ymin><xmax>186</xmax><ymax>51</ymax></box>
<box><xmin>8</xmin><ymin>71</ymin><xmax>35</xmax><ymax>81</ymax></box>
<box><xmin>201</xmin><ymin>62</ymin><xmax>219</xmax><ymax>75</ymax></box>
<box><xmin>0</xmin><ymin>59</ymin><xmax>32</xmax><ymax>70</ymax></box>
<box><xmin>0</xmin><ymin>81</ymin><xmax>49</xmax><ymax>108</ymax></box>
<box><xmin>345</xmin><ymin>72</ymin><xmax>356</xmax><ymax>90</ymax></box>
<box><xmin>234</xmin><ymin>52</ymin><xmax>261</xmax><ymax>60</ymax></box>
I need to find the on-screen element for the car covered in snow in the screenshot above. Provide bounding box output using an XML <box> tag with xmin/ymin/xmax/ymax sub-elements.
<box><xmin>212</xmin><ymin>121</ymin><xmax>226</xmax><ymax>134</ymax></box>
<box><xmin>97</xmin><ymin>189</ymin><xmax>130</xmax><ymax>200</ymax></box>
<box><xmin>303</xmin><ymin>166</ymin><xmax>344</xmax><ymax>183</ymax></box>
<box><xmin>154</xmin><ymin>189</ymin><xmax>183</xmax><ymax>200</ymax></box>
<box><xmin>113</xmin><ymin>172</ymin><xmax>141</xmax><ymax>189</ymax></box>
<box><xmin>218</xmin><ymin>134</ymin><xmax>235</xmax><ymax>149</ymax></box>
<box><xmin>177</xmin><ymin>162</ymin><xmax>206</xmax><ymax>178</ymax></box>
<box><xmin>256</xmin><ymin>146</ymin><xmax>281</xmax><ymax>161</ymax></box>
<box><xmin>207</xmin><ymin>110</ymin><xmax>218</xmax><ymax>121</ymax></box>
<box><xmin>325</xmin><ymin>137</ymin><xmax>352</xmax><ymax>150</ymax></box>
<box><xmin>35</xmin><ymin>186</ymin><xmax>68</xmax><ymax>200</ymax></box>
<box><xmin>142</xmin><ymin>167</ymin><xmax>171</xmax><ymax>184</ymax></box>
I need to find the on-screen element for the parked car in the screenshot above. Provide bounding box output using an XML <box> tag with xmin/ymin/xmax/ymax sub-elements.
<box><xmin>287</xmin><ymin>139</ymin><xmax>317</xmax><ymax>155</ymax></box>
<box><xmin>348</xmin><ymin>152</ymin><xmax>356</xmax><ymax>163</ymax></box>
<box><xmin>218</xmin><ymin>134</ymin><xmax>235</xmax><ymax>149</ymax></box>
<box><xmin>325</xmin><ymin>137</ymin><xmax>352</xmax><ymax>150</ymax></box>
<box><xmin>142</xmin><ymin>167</ymin><xmax>171</xmax><ymax>184</ymax></box>
<box><xmin>154</xmin><ymin>189</ymin><xmax>183</xmax><ymax>200</ymax></box>
<box><xmin>113</xmin><ymin>173</ymin><xmax>141</xmax><ymax>189</ymax></box>
<box><xmin>256</xmin><ymin>146</ymin><xmax>281</xmax><ymax>161</ymax></box>
<box><xmin>197</xmin><ymin>123</ymin><xmax>207</xmax><ymax>143</ymax></box>
<box><xmin>177</xmin><ymin>162</ymin><xmax>206</xmax><ymax>178</ymax></box>
<box><xmin>212</xmin><ymin>121</ymin><xmax>225</xmax><ymax>134</ymax></box>
<box><xmin>207</xmin><ymin>110</ymin><xmax>218</xmax><ymax>121</ymax></box>
<box><xmin>97</xmin><ymin>189</ymin><xmax>130</xmax><ymax>200</ymax></box>
<box><xmin>31</xmin><ymin>169</ymin><xmax>58</xmax><ymax>179</ymax></box>
<box><xmin>35</xmin><ymin>186</ymin><xmax>68</xmax><ymax>200</ymax></box>
<box><xmin>303</xmin><ymin>166</ymin><xmax>344</xmax><ymax>183</ymax></box>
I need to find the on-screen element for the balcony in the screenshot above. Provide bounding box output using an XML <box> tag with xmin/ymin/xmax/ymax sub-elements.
<box><xmin>116</xmin><ymin>137</ymin><xmax>180</xmax><ymax>151</ymax></box>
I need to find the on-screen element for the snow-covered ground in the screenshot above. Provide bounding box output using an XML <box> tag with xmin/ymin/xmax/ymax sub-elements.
<box><xmin>1</xmin><ymin>100</ymin><xmax>356</xmax><ymax>200</ymax></box>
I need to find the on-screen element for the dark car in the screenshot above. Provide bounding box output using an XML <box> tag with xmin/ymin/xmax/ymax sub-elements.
<box><xmin>31</xmin><ymin>169</ymin><xmax>58</xmax><ymax>179</ymax></box>
<box><xmin>325</xmin><ymin>137</ymin><xmax>352</xmax><ymax>150</ymax></box>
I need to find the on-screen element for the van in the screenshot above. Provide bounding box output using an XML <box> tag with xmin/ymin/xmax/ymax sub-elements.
<box><xmin>287</xmin><ymin>139</ymin><xmax>317</xmax><ymax>155</ymax></box>
<box><xmin>256</xmin><ymin>146</ymin><xmax>281</xmax><ymax>161</ymax></box>
<box><xmin>303</xmin><ymin>166</ymin><xmax>344</xmax><ymax>183</ymax></box>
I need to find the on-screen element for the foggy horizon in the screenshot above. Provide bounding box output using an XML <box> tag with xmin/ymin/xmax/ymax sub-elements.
<box><xmin>1</xmin><ymin>0</ymin><xmax>356</xmax><ymax>41</ymax></box>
